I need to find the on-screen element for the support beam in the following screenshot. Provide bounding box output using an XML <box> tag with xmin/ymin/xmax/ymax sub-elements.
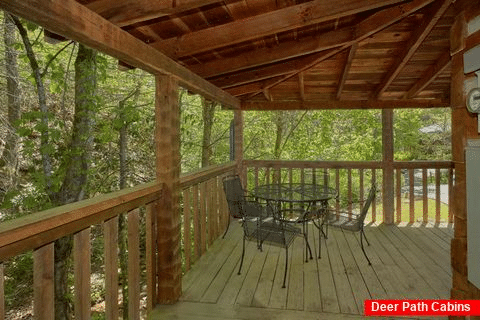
<box><xmin>0</xmin><ymin>0</ymin><xmax>240</xmax><ymax>109</ymax></box>
<box><xmin>234</xmin><ymin>111</ymin><xmax>244</xmax><ymax>179</ymax></box>
<box><xmin>241</xmin><ymin>99</ymin><xmax>449</xmax><ymax>110</ymax></box>
<box><xmin>155</xmin><ymin>75</ymin><xmax>182</xmax><ymax>303</ymax></box>
<box><xmin>152</xmin><ymin>0</ymin><xmax>407</xmax><ymax>58</ymax></box>
<box><xmin>382</xmin><ymin>109</ymin><xmax>394</xmax><ymax>224</ymax></box>
<box><xmin>374</xmin><ymin>0</ymin><xmax>453</xmax><ymax>98</ymax></box>
<box><xmin>86</xmin><ymin>0</ymin><xmax>224</xmax><ymax>27</ymax></box>
<box><xmin>405</xmin><ymin>50</ymin><xmax>451</xmax><ymax>98</ymax></box>
<box><xmin>336</xmin><ymin>43</ymin><xmax>357</xmax><ymax>99</ymax></box>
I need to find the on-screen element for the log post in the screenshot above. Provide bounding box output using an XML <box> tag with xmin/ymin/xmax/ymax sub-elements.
<box><xmin>234</xmin><ymin>110</ymin><xmax>245</xmax><ymax>181</ymax></box>
<box><xmin>155</xmin><ymin>75</ymin><xmax>182</xmax><ymax>304</ymax></box>
<box><xmin>450</xmin><ymin>7</ymin><xmax>480</xmax><ymax>306</ymax></box>
<box><xmin>382</xmin><ymin>109</ymin><xmax>395</xmax><ymax>224</ymax></box>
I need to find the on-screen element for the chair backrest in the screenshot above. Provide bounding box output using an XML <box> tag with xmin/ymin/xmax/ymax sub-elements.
<box><xmin>223</xmin><ymin>175</ymin><xmax>245</xmax><ymax>218</ymax></box>
<box><xmin>358</xmin><ymin>184</ymin><xmax>376</xmax><ymax>224</ymax></box>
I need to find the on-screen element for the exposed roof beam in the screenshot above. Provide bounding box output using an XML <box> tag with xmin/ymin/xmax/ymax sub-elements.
<box><xmin>188</xmin><ymin>0</ymin><xmax>435</xmax><ymax>78</ymax></box>
<box><xmin>405</xmin><ymin>51</ymin><xmax>451</xmax><ymax>98</ymax></box>
<box><xmin>224</xmin><ymin>78</ymin><xmax>284</xmax><ymax>96</ymax></box>
<box><xmin>241</xmin><ymin>99</ymin><xmax>450</xmax><ymax>110</ymax></box>
<box><xmin>336</xmin><ymin>43</ymin><xmax>357</xmax><ymax>99</ymax></box>
<box><xmin>374</xmin><ymin>0</ymin><xmax>453</xmax><ymax>98</ymax></box>
<box><xmin>0</xmin><ymin>0</ymin><xmax>240</xmax><ymax>109</ymax></box>
<box><xmin>210</xmin><ymin>52</ymin><xmax>333</xmax><ymax>89</ymax></box>
<box><xmin>86</xmin><ymin>0</ymin><xmax>224</xmax><ymax>27</ymax></box>
<box><xmin>152</xmin><ymin>0</ymin><xmax>407</xmax><ymax>58</ymax></box>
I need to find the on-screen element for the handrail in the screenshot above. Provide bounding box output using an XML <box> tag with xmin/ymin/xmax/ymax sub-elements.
<box><xmin>180</xmin><ymin>162</ymin><xmax>236</xmax><ymax>189</ymax></box>
<box><xmin>0</xmin><ymin>181</ymin><xmax>163</xmax><ymax>261</ymax></box>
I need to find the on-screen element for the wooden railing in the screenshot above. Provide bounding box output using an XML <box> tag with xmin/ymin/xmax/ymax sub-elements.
<box><xmin>0</xmin><ymin>181</ymin><xmax>162</xmax><ymax>319</ymax></box>
<box><xmin>179</xmin><ymin>162</ymin><xmax>236</xmax><ymax>272</ymax></box>
<box><xmin>243</xmin><ymin>160</ymin><xmax>454</xmax><ymax>224</ymax></box>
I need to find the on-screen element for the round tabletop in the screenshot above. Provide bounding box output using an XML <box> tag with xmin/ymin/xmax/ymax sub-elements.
<box><xmin>253</xmin><ymin>183</ymin><xmax>337</xmax><ymax>204</ymax></box>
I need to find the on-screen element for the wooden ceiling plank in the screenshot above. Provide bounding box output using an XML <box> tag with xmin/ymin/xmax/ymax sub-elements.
<box><xmin>405</xmin><ymin>50</ymin><xmax>451</xmax><ymax>98</ymax></box>
<box><xmin>241</xmin><ymin>99</ymin><xmax>449</xmax><ymax>110</ymax></box>
<box><xmin>374</xmin><ymin>0</ymin><xmax>453</xmax><ymax>98</ymax></box>
<box><xmin>152</xmin><ymin>0</ymin><xmax>407</xmax><ymax>58</ymax></box>
<box><xmin>0</xmin><ymin>0</ymin><xmax>240</xmax><ymax>109</ymax></box>
<box><xmin>86</xmin><ymin>0</ymin><xmax>224</xmax><ymax>27</ymax></box>
<box><xmin>336</xmin><ymin>43</ymin><xmax>357</xmax><ymax>99</ymax></box>
<box><xmin>189</xmin><ymin>0</ymin><xmax>435</xmax><ymax>78</ymax></box>
<box><xmin>240</xmin><ymin>0</ymin><xmax>437</xmax><ymax>97</ymax></box>
<box><xmin>299</xmin><ymin>72</ymin><xmax>305</xmax><ymax>101</ymax></box>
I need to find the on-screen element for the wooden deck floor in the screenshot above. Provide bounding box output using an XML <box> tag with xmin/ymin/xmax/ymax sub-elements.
<box><xmin>149</xmin><ymin>221</ymin><xmax>453</xmax><ymax>319</ymax></box>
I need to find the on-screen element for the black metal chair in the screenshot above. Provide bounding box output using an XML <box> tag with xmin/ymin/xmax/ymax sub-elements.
<box><xmin>222</xmin><ymin>175</ymin><xmax>259</xmax><ymax>239</ymax></box>
<box><xmin>321</xmin><ymin>184</ymin><xmax>377</xmax><ymax>265</ymax></box>
<box><xmin>222</xmin><ymin>175</ymin><xmax>303</xmax><ymax>288</ymax></box>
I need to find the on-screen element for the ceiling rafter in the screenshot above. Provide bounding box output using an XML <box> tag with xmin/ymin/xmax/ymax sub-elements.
<box><xmin>245</xmin><ymin>0</ymin><xmax>436</xmax><ymax>99</ymax></box>
<box><xmin>336</xmin><ymin>43</ymin><xmax>357</xmax><ymax>99</ymax></box>
<box><xmin>374</xmin><ymin>0</ymin><xmax>453</xmax><ymax>98</ymax></box>
<box><xmin>210</xmin><ymin>51</ymin><xmax>333</xmax><ymax>89</ymax></box>
<box><xmin>151</xmin><ymin>0</ymin><xmax>407</xmax><ymax>58</ymax></box>
<box><xmin>299</xmin><ymin>72</ymin><xmax>305</xmax><ymax>101</ymax></box>
<box><xmin>404</xmin><ymin>50</ymin><xmax>451</xmax><ymax>98</ymax></box>
<box><xmin>86</xmin><ymin>0</ymin><xmax>224</xmax><ymax>27</ymax></box>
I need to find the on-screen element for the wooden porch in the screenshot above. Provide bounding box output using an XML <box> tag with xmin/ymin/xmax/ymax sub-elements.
<box><xmin>150</xmin><ymin>222</ymin><xmax>453</xmax><ymax>319</ymax></box>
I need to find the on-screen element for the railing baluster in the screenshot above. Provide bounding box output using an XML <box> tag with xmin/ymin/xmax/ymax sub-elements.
<box><xmin>128</xmin><ymin>208</ymin><xmax>141</xmax><ymax>320</ymax></box>
<box><xmin>348</xmin><ymin>169</ymin><xmax>352</xmax><ymax>218</ymax></box>
<box><xmin>372</xmin><ymin>169</ymin><xmax>377</xmax><ymax>222</ymax></box>
<box><xmin>409</xmin><ymin>169</ymin><xmax>415</xmax><ymax>223</ymax></box>
<box><xmin>207</xmin><ymin>179</ymin><xmax>215</xmax><ymax>246</ymax></box>
<box><xmin>396</xmin><ymin>169</ymin><xmax>402</xmax><ymax>223</ymax></box>
<box><xmin>0</xmin><ymin>263</ymin><xmax>4</xmax><ymax>320</ymax></box>
<box><xmin>74</xmin><ymin>228</ymin><xmax>91</xmax><ymax>320</ymax></box>
<box><xmin>33</xmin><ymin>243</ymin><xmax>54</xmax><ymax>320</ymax></box>
<box><xmin>183</xmin><ymin>188</ymin><xmax>192</xmax><ymax>272</ymax></box>
<box><xmin>423</xmin><ymin>169</ymin><xmax>428</xmax><ymax>224</ymax></box>
<box><xmin>146</xmin><ymin>202</ymin><xmax>157</xmax><ymax>311</ymax></box>
<box><xmin>449</xmin><ymin>168</ymin><xmax>454</xmax><ymax>223</ymax></box>
<box><xmin>193</xmin><ymin>184</ymin><xmax>200</xmax><ymax>261</ymax></box>
<box><xmin>104</xmin><ymin>216</ymin><xmax>119</xmax><ymax>320</ymax></box>
<box><xmin>436</xmin><ymin>168</ymin><xmax>441</xmax><ymax>224</ymax></box>
<box><xmin>335</xmin><ymin>169</ymin><xmax>340</xmax><ymax>218</ymax></box>
<box><xmin>200</xmin><ymin>182</ymin><xmax>207</xmax><ymax>254</ymax></box>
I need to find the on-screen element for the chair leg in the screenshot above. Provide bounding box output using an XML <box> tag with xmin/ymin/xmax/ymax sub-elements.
<box><xmin>362</xmin><ymin>228</ymin><xmax>371</xmax><ymax>246</ymax></box>
<box><xmin>360</xmin><ymin>230</ymin><xmax>372</xmax><ymax>265</ymax></box>
<box><xmin>222</xmin><ymin>215</ymin><xmax>231</xmax><ymax>239</ymax></box>
<box><xmin>282</xmin><ymin>247</ymin><xmax>288</xmax><ymax>288</ymax></box>
<box><xmin>238</xmin><ymin>236</ymin><xmax>246</xmax><ymax>275</ymax></box>
<box><xmin>303</xmin><ymin>222</ymin><xmax>313</xmax><ymax>262</ymax></box>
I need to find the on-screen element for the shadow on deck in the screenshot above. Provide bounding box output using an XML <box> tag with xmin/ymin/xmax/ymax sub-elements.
<box><xmin>149</xmin><ymin>221</ymin><xmax>453</xmax><ymax>319</ymax></box>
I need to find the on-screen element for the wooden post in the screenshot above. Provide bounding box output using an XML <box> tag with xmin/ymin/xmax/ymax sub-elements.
<box><xmin>382</xmin><ymin>109</ymin><xmax>395</xmax><ymax>224</ymax></box>
<box><xmin>450</xmin><ymin>8</ymin><xmax>480</xmax><ymax>303</ymax></box>
<box><xmin>74</xmin><ymin>228</ymin><xmax>91</xmax><ymax>320</ymax></box>
<box><xmin>0</xmin><ymin>263</ymin><xmax>4</xmax><ymax>319</ymax></box>
<box><xmin>155</xmin><ymin>74</ymin><xmax>182</xmax><ymax>304</ymax></box>
<box><xmin>33</xmin><ymin>243</ymin><xmax>54</xmax><ymax>320</ymax></box>
<box><xmin>234</xmin><ymin>110</ymin><xmax>244</xmax><ymax>180</ymax></box>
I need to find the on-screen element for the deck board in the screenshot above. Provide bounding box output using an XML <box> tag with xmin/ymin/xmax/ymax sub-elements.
<box><xmin>151</xmin><ymin>222</ymin><xmax>452</xmax><ymax>319</ymax></box>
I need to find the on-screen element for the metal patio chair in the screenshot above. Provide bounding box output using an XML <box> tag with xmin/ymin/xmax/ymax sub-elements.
<box><xmin>321</xmin><ymin>184</ymin><xmax>377</xmax><ymax>265</ymax></box>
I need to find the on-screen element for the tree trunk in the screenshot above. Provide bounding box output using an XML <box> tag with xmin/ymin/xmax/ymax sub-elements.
<box><xmin>12</xmin><ymin>16</ymin><xmax>53</xmax><ymax>192</ymax></box>
<box><xmin>0</xmin><ymin>12</ymin><xmax>22</xmax><ymax>192</ymax></box>
<box><xmin>201</xmin><ymin>98</ymin><xmax>215</xmax><ymax>167</ymax></box>
<box><xmin>55</xmin><ymin>44</ymin><xmax>97</xmax><ymax>320</ymax></box>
